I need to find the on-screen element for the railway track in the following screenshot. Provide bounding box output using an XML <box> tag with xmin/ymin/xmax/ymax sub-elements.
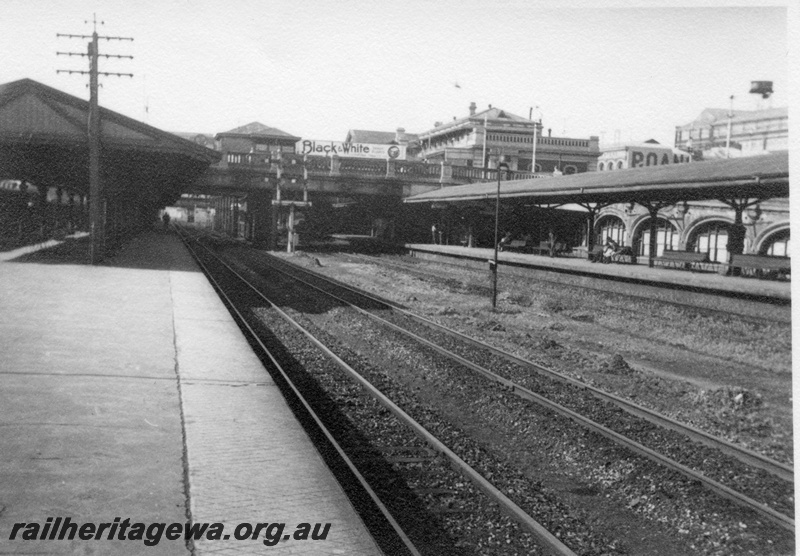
<box><xmin>178</xmin><ymin>228</ymin><xmax>794</xmax><ymax>553</ymax></box>
<box><xmin>176</xmin><ymin>227</ymin><xmax>584</xmax><ymax>556</ymax></box>
<box><xmin>343</xmin><ymin>252</ymin><xmax>791</xmax><ymax>325</ymax></box>
<box><xmin>310</xmin><ymin>255</ymin><xmax>793</xmax><ymax>481</ymax></box>
<box><xmin>252</xmin><ymin>250</ymin><xmax>794</xmax><ymax>532</ymax></box>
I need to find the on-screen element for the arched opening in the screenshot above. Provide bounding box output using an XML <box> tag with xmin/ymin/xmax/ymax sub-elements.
<box><xmin>633</xmin><ymin>217</ymin><xmax>678</xmax><ymax>257</ymax></box>
<box><xmin>617</xmin><ymin>160</ymin><xmax>624</xmax><ymax>169</ymax></box>
<box><xmin>563</xmin><ymin>165</ymin><xmax>577</xmax><ymax>175</ymax></box>
<box><xmin>598</xmin><ymin>162</ymin><xmax>605</xmax><ymax>171</ymax></box>
<box><xmin>686</xmin><ymin>220</ymin><xmax>731</xmax><ymax>263</ymax></box>
<box><xmin>595</xmin><ymin>215</ymin><xmax>626</xmax><ymax>246</ymax></box>
<box><xmin>759</xmin><ymin>228</ymin><xmax>790</xmax><ymax>257</ymax></box>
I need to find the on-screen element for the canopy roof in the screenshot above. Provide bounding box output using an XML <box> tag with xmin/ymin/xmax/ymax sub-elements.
<box><xmin>0</xmin><ymin>78</ymin><xmax>220</xmax><ymax>204</ymax></box>
<box><xmin>404</xmin><ymin>152</ymin><xmax>788</xmax><ymax>206</ymax></box>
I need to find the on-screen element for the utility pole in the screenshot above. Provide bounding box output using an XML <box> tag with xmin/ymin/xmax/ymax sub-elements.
<box><xmin>57</xmin><ymin>15</ymin><xmax>133</xmax><ymax>264</ymax></box>
<box><xmin>725</xmin><ymin>94</ymin><xmax>734</xmax><ymax>159</ymax></box>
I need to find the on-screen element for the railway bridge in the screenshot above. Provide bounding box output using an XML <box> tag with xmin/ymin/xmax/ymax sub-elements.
<box><xmin>184</xmin><ymin>150</ymin><xmax>539</xmax><ymax>250</ymax></box>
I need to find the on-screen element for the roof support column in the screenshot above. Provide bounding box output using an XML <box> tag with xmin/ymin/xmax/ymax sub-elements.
<box><xmin>578</xmin><ymin>202</ymin><xmax>611</xmax><ymax>257</ymax></box>
<box><xmin>638</xmin><ymin>201</ymin><xmax>673</xmax><ymax>267</ymax></box>
<box><xmin>719</xmin><ymin>197</ymin><xmax>761</xmax><ymax>275</ymax></box>
<box><xmin>232</xmin><ymin>199</ymin><xmax>239</xmax><ymax>238</ymax></box>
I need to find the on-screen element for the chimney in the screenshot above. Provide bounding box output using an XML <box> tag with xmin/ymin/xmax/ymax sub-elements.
<box><xmin>469</xmin><ymin>102</ymin><xmax>476</xmax><ymax>116</ymax></box>
<box><xmin>395</xmin><ymin>127</ymin><xmax>407</xmax><ymax>144</ymax></box>
<box><xmin>548</xmin><ymin>128</ymin><xmax>552</xmax><ymax>137</ymax></box>
<box><xmin>488</xmin><ymin>104</ymin><xmax>492</xmax><ymax>109</ymax></box>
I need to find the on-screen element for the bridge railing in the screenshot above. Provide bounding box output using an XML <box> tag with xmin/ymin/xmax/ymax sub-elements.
<box><xmin>225</xmin><ymin>153</ymin><xmax>271</xmax><ymax>166</ymax></box>
<box><xmin>338</xmin><ymin>158</ymin><xmax>386</xmax><ymax>175</ymax></box>
<box><xmin>217</xmin><ymin>153</ymin><xmax>545</xmax><ymax>184</ymax></box>
<box><xmin>394</xmin><ymin>160</ymin><xmax>440</xmax><ymax>178</ymax></box>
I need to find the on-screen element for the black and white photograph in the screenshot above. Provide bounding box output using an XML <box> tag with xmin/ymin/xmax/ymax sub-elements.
<box><xmin>0</xmin><ymin>1</ymin><xmax>794</xmax><ymax>554</ymax></box>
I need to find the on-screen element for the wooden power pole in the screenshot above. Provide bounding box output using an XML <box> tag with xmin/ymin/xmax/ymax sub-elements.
<box><xmin>57</xmin><ymin>15</ymin><xmax>133</xmax><ymax>263</ymax></box>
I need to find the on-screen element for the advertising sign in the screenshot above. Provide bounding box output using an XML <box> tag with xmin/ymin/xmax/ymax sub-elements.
<box><xmin>295</xmin><ymin>140</ymin><xmax>406</xmax><ymax>160</ymax></box>
<box><xmin>630</xmin><ymin>147</ymin><xmax>691</xmax><ymax>168</ymax></box>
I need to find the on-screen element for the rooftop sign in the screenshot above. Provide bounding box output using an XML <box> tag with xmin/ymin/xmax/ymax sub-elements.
<box><xmin>295</xmin><ymin>140</ymin><xmax>406</xmax><ymax>160</ymax></box>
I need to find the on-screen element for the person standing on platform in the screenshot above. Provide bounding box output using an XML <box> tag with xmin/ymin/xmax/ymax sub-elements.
<box><xmin>162</xmin><ymin>211</ymin><xmax>171</xmax><ymax>231</ymax></box>
<box><xmin>431</xmin><ymin>223</ymin><xmax>438</xmax><ymax>244</ymax></box>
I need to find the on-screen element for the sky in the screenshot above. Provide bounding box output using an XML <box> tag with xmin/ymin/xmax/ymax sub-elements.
<box><xmin>1</xmin><ymin>0</ymin><xmax>791</xmax><ymax>148</ymax></box>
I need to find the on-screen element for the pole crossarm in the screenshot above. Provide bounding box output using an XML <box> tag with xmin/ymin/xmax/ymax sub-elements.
<box><xmin>55</xmin><ymin>18</ymin><xmax>134</xmax><ymax>263</ymax></box>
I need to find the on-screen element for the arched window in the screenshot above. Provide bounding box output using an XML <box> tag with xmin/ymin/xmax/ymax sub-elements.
<box><xmin>634</xmin><ymin>218</ymin><xmax>679</xmax><ymax>257</ymax></box>
<box><xmin>617</xmin><ymin>161</ymin><xmax>624</xmax><ymax>169</ymax></box>
<box><xmin>686</xmin><ymin>221</ymin><xmax>730</xmax><ymax>263</ymax></box>
<box><xmin>598</xmin><ymin>162</ymin><xmax>605</xmax><ymax>171</ymax></box>
<box><xmin>760</xmin><ymin>229</ymin><xmax>790</xmax><ymax>257</ymax></box>
<box><xmin>596</xmin><ymin>215</ymin><xmax>626</xmax><ymax>246</ymax></box>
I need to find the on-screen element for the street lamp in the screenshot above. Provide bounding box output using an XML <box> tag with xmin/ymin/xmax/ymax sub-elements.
<box><xmin>491</xmin><ymin>157</ymin><xmax>510</xmax><ymax>310</ymax></box>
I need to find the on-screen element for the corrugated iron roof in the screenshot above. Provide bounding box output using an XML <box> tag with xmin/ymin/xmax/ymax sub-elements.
<box><xmin>0</xmin><ymin>78</ymin><xmax>220</xmax><ymax>163</ymax></box>
<box><xmin>404</xmin><ymin>152</ymin><xmax>788</xmax><ymax>205</ymax></box>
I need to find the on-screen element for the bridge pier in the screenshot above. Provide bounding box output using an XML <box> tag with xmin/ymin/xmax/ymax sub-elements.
<box><xmin>247</xmin><ymin>189</ymin><xmax>273</xmax><ymax>248</ymax></box>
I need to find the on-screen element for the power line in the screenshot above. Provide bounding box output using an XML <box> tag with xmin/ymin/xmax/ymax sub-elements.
<box><xmin>56</xmin><ymin>14</ymin><xmax>134</xmax><ymax>264</ymax></box>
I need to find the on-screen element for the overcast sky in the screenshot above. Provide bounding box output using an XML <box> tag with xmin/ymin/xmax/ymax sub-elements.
<box><xmin>2</xmin><ymin>1</ymin><xmax>791</xmax><ymax>147</ymax></box>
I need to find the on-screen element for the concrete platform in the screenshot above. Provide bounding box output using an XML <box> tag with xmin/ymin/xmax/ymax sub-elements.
<box><xmin>0</xmin><ymin>233</ymin><xmax>381</xmax><ymax>555</ymax></box>
<box><xmin>406</xmin><ymin>244</ymin><xmax>791</xmax><ymax>322</ymax></box>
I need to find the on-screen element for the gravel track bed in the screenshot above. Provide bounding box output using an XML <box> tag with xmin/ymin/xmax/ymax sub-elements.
<box><xmin>201</xmin><ymin>244</ymin><xmax>619</xmax><ymax>555</ymax></box>
<box><xmin>196</xmin><ymin>244</ymin><xmax>553</xmax><ymax>554</ymax></box>
<box><xmin>373</xmin><ymin>311</ymin><xmax>793</xmax><ymax>517</ymax></box>
<box><xmin>303</xmin><ymin>252</ymin><xmax>792</xmax><ymax>466</ymax></box>
<box><xmin>249</xmin><ymin>303</ymin><xmax>590</xmax><ymax>555</ymax></box>
<box><xmin>264</xmin><ymin>252</ymin><xmax>792</xmax><ymax>518</ymax></box>
<box><xmin>296</xmin><ymin>304</ymin><xmax>793</xmax><ymax>555</ymax></box>
<box><xmin>252</xmin><ymin>306</ymin><xmax>622</xmax><ymax>556</ymax></box>
<box><xmin>215</xmin><ymin>244</ymin><xmax>794</xmax><ymax>555</ymax></box>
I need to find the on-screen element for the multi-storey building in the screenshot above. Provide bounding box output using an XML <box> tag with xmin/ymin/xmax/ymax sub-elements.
<box><xmin>674</xmin><ymin>106</ymin><xmax>788</xmax><ymax>158</ymax></box>
<box><xmin>415</xmin><ymin>103</ymin><xmax>600</xmax><ymax>174</ymax></box>
<box><xmin>590</xmin><ymin>103</ymin><xmax>790</xmax><ymax>262</ymax></box>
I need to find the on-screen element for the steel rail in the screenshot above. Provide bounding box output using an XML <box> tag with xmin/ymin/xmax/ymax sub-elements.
<box><xmin>275</xmin><ymin>252</ymin><xmax>793</xmax><ymax>484</ymax></box>
<box><xmin>179</xmin><ymin>229</ymin><xmax>578</xmax><ymax>556</ymax></box>
<box><xmin>347</xmin><ymin>252</ymin><xmax>789</xmax><ymax>325</ymax></box>
<box><xmin>259</xmin><ymin>252</ymin><xmax>794</xmax><ymax>532</ymax></box>
<box><xmin>175</xmin><ymin>229</ymin><xmax>421</xmax><ymax>556</ymax></box>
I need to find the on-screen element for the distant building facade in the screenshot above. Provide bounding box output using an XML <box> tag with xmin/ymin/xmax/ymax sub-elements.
<box><xmin>415</xmin><ymin>103</ymin><xmax>600</xmax><ymax>174</ymax></box>
<box><xmin>215</xmin><ymin>122</ymin><xmax>300</xmax><ymax>162</ymax></box>
<box><xmin>597</xmin><ymin>139</ymin><xmax>692</xmax><ymax>171</ymax></box>
<box><xmin>674</xmin><ymin>106</ymin><xmax>788</xmax><ymax>159</ymax></box>
<box><xmin>586</xmin><ymin>102</ymin><xmax>790</xmax><ymax>263</ymax></box>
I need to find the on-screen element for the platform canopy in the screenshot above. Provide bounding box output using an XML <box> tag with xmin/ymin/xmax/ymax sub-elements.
<box><xmin>0</xmin><ymin>78</ymin><xmax>220</xmax><ymax>205</ymax></box>
<box><xmin>404</xmin><ymin>151</ymin><xmax>789</xmax><ymax>206</ymax></box>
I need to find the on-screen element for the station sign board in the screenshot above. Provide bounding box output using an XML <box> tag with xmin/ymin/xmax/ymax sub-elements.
<box><xmin>295</xmin><ymin>140</ymin><xmax>406</xmax><ymax>160</ymax></box>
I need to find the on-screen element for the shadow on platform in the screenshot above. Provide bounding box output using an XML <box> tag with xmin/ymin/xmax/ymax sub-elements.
<box><xmin>3</xmin><ymin>231</ymin><xmax>200</xmax><ymax>272</ymax></box>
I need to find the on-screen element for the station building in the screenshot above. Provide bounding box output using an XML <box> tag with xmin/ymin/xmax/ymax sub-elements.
<box><xmin>161</xmin><ymin>102</ymin><xmax>788</xmax><ymax>265</ymax></box>
<box><xmin>590</xmin><ymin>105</ymin><xmax>789</xmax><ymax>262</ymax></box>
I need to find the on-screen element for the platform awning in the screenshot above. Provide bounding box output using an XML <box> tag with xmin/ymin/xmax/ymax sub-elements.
<box><xmin>0</xmin><ymin>78</ymin><xmax>220</xmax><ymax>205</ymax></box>
<box><xmin>403</xmin><ymin>152</ymin><xmax>788</xmax><ymax>205</ymax></box>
